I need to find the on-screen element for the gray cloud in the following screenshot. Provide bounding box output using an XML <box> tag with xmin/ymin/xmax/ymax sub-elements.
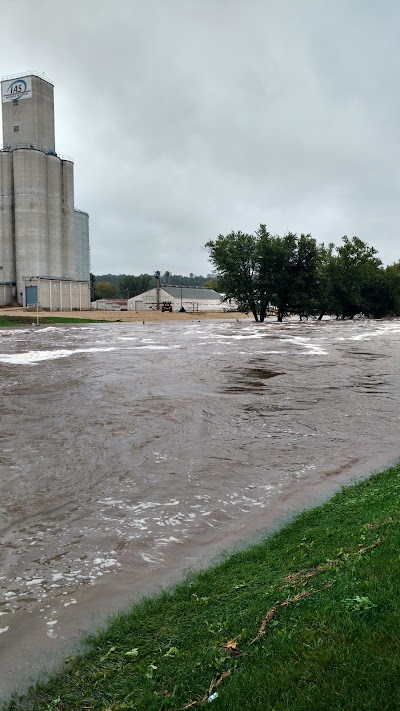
<box><xmin>2</xmin><ymin>0</ymin><xmax>400</xmax><ymax>274</ymax></box>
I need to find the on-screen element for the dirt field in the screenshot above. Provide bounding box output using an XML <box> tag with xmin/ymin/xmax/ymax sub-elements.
<box><xmin>0</xmin><ymin>306</ymin><xmax>250</xmax><ymax>323</ymax></box>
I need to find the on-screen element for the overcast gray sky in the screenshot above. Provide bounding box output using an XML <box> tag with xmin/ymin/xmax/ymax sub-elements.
<box><xmin>1</xmin><ymin>0</ymin><xmax>399</xmax><ymax>275</ymax></box>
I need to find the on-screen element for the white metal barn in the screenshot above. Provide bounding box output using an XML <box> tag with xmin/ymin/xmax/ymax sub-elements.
<box><xmin>127</xmin><ymin>286</ymin><xmax>224</xmax><ymax>312</ymax></box>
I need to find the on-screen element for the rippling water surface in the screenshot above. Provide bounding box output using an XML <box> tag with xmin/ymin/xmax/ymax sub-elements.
<box><xmin>1</xmin><ymin>317</ymin><xmax>400</xmax><ymax>697</ymax></box>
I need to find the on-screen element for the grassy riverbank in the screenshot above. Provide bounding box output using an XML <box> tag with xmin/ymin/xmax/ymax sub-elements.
<box><xmin>0</xmin><ymin>315</ymin><xmax>105</xmax><ymax>327</ymax></box>
<box><xmin>0</xmin><ymin>309</ymin><xmax>250</xmax><ymax>325</ymax></box>
<box><xmin>6</xmin><ymin>464</ymin><xmax>400</xmax><ymax>710</ymax></box>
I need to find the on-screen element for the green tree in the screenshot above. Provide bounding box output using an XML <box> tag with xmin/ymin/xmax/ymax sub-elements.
<box><xmin>361</xmin><ymin>270</ymin><xmax>396</xmax><ymax>318</ymax></box>
<box><xmin>203</xmin><ymin>278</ymin><xmax>221</xmax><ymax>291</ymax></box>
<box><xmin>332</xmin><ymin>236</ymin><xmax>382</xmax><ymax>318</ymax></box>
<box><xmin>385</xmin><ymin>261</ymin><xmax>400</xmax><ymax>315</ymax></box>
<box><xmin>206</xmin><ymin>228</ymin><xmax>393</xmax><ymax>322</ymax></box>
<box><xmin>272</xmin><ymin>233</ymin><xmax>298</xmax><ymax>322</ymax></box>
<box><xmin>120</xmin><ymin>274</ymin><xmax>152</xmax><ymax>299</ymax></box>
<box><xmin>313</xmin><ymin>243</ymin><xmax>337</xmax><ymax>320</ymax></box>
<box><xmin>257</xmin><ymin>228</ymin><xmax>298</xmax><ymax>322</ymax></box>
<box><xmin>205</xmin><ymin>231</ymin><xmax>260</xmax><ymax>320</ymax></box>
<box><xmin>254</xmin><ymin>226</ymin><xmax>276</xmax><ymax>321</ymax></box>
<box><xmin>95</xmin><ymin>274</ymin><xmax>121</xmax><ymax>293</ymax></box>
<box><xmin>207</xmin><ymin>228</ymin><xmax>324</xmax><ymax>322</ymax></box>
<box><xmin>90</xmin><ymin>273</ymin><xmax>97</xmax><ymax>301</ymax></box>
<box><xmin>96</xmin><ymin>281</ymin><xmax>118</xmax><ymax>299</ymax></box>
<box><xmin>169</xmin><ymin>274</ymin><xmax>209</xmax><ymax>287</ymax></box>
<box><xmin>291</xmin><ymin>234</ymin><xmax>321</xmax><ymax>319</ymax></box>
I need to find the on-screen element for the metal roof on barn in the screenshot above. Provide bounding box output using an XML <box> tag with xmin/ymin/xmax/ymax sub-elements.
<box><xmin>163</xmin><ymin>286</ymin><xmax>221</xmax><ymax>300</ymax></box>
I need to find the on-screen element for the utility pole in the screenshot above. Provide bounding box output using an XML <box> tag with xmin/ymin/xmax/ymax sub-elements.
<box><xmin>155</xmin><ymin>270</ymin><xmax>161</xmax><ymax>310</ymax></box>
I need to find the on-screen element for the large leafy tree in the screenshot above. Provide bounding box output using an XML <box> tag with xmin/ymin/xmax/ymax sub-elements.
<box><xmin>95</xmin><ymin>274</ymin><xmax>121</xmax><ymax>293</ymax></box>
<box><xmin>256</xmin><ymin>228</ymin><xmax>300</xmax><ymax>321</ymax></box>
<box><xmin>385</xmin><ymin>261</ymin><xmax>400</xmax><ymax>315</ymax></box>
<box><xmin>361</xmin><ymin>270</ymin><xmax>396</xmax><ymax>318</ymax></box>
<box><xmin>205</xmin><ymin>231</ymin><xmax>261</xmax><ymax>320</ymax></box>
<box><xmin>332</xmin><ymin>236</ymin><xmax>382</xmax><ymax>318</ymax></box>
<box><xmin>313</xmin><ymin>243</ymin><xmax>337</xmax><ymax>320</ymax></box>
<box><xmin>257</xmin><ymin>228</ymin><xmax>322</xmax><ymax>321</ymax></box>
<box><xmin>291</xmin><ymin>234</ymin><xmax>321</xmax><ymax>319</ymax></box>
<box><xmin>95</xmin><ymin>281</ymin><xmax>118</xmax><ymax>299</ymax></box>
<box><xmin>269</xmin><ymin>233</ymin><xmax>298</xmax><ymax>322</ymax></box>
<box><xmin>206</xmin><ymin>228</ymin><xmax>394</xmax><ymax>322</ymax></box>
<box><xmin>207</xmin><ymin>228</ymin><xmax>326</xmax><ymax>322</ymax></box>
<box><xmin>255</xmin><ymin>226</ymin><xmax>277</xmax><ymax>321</ymax></box>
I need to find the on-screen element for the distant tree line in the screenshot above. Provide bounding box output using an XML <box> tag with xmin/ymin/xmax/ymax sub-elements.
<box><xmin>91</xmin><ymin>272</ymin><xmax>215</xmax><ymax>301</ymax></box>
<box><xmin>206</xmin><ymin>226</ymin><xmax>400</xmax><ymax>322</ymax></box>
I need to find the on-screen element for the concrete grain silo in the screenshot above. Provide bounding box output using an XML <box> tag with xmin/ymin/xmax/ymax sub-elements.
<box><xmin>0</xmin><ymin>150</ymin><xmax>15</xmax><ymax>303</ymax></box>
<box><xmin>47</xmin><ymin>153</ymin><xmax>63</xmax><ymax>279</ymax></box>
<box><xmin>74</xmin><ymin>209</ymin><xmax>90</xmax><ymax>282</ymax></box>
<box><xmin>0</xmin><ymin>72</ymin><xmax>90</xmax><ymax>309</ymax></box>
<box><xmin>2</xmin><ymin>74</ymin><xmax>55</xmax><ymax>153</ymax></box>
<box><xmin>13</xmin><ymin>148</ymin><xmax>50</xmax><ymax>301</ymax></box>
<box><xmin>61</xmin><ymin>159</ymin><xmax>76</xmax><ymax>279</ymax></box>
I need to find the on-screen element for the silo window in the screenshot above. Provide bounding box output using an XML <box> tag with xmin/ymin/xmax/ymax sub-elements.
<box><xmin>13</xmin><ymin>99</ymin><xmax>19</xmax><ymax>106</ymax></box>
<box><xmin>13</xmin><ymin>125</ymin><xmax>19</xmax><ymax>132</ymax></box>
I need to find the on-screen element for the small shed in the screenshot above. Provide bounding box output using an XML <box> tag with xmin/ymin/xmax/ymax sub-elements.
<box><xmin>127</xmin><ymin>286</ymin><xmax>224</xmax><ymax>312</ymax></box>
<box><xmin>91</xmin><ymin>299</ymin><xmax>128</xmax><ymax>311</ymax></box>
<box><xmin>23</xmin><ymin>276</ymin><xmax>91</xmax><ymax>310</ymax></box>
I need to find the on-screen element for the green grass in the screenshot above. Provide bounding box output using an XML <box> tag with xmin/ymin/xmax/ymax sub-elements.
<box><xmin>0</xmin><ymin>315</ymin><xmax>103</xmax><ymax>327</ymax></box>
<box><xmin>5</xmin><ymin>465</ymin><xmax>400</xmax><ymax>710</ymax></box>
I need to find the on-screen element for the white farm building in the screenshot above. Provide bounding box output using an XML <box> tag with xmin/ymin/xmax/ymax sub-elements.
<box><xmin>127</xmin><ymin>285</ymin><xmax>225</xmax><ymax>313</ymax></box>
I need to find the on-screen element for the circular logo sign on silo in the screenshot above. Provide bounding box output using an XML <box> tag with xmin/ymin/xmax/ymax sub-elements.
<box><xmin>2</xmin><ymin>77</ymin><xmax>32</xmax><ymax>102</ymax></box>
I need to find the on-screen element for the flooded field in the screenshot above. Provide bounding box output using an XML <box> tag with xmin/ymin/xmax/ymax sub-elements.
<box><xmin>1</xmin><ymin>317</ymin><xmax>400</xmax><ymax>699</ymax></box>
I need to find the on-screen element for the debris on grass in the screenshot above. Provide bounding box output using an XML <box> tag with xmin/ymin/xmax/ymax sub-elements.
<box><xmin>181</xmin><ymin>671</ymin><xmax>231</xmax><ymax>709</ymax></box>
<box><xmin>251</xmin><ymin>588</ymin><xmax>322</xmax><ymax>644</ymax></box>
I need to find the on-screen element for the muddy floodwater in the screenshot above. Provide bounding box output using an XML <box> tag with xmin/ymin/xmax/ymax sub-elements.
<box><xmin>1</xmin><ymin>317</ymin><xmax>400</xmax><ymax>699</ymax></box>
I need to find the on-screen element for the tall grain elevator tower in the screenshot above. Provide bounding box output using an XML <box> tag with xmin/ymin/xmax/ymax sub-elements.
<box><xmin>0</xmin><ymin>72</ymin><xmax>90</xmax><ymax>309</ymax></box>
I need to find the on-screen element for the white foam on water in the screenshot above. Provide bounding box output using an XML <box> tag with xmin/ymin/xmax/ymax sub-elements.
<box><xmin>154</xmin><ymin>536</ymin><xmax>183</xmax><ymax>547</ymax></box>
<box><xmin>139</xmin><ymin>552</ymin><xmax>160</xmax><ymax>564</ymax></box>
<box><xmin>279</xmin><ymin>336</ymin><xmax>328</xmax><ymax>355</ymax></box>
<box><xmin>32</xmin><ymin>327</ymin><xmax>60</xmax><ymax>333</ymax></box>
<box><xmin>46</xmin><ymin>620</ymin><xmax>58</xmax><ymax>638</ymax></box>
<box><xmin>92</xmin><ymin>558</ymin><xmax>120</xmax><ymax>569</ymax></box>
<box><xmin>350</xmin><ymin>328</ymin><xmax>398</xmax><ymax>341</ymax></box>
<box><xmin>213</xmin><ymin>333</ymin><xmax>264</xmax><ymax>340</ymax></box>
<box><xmin>300</xmin><ymin>345</ymin><xmax>328</xmax><ymax>355</ymax></box>
<box><xmin>132</xmin><ymin>345</ymin><xmax>180</xmax><ymax>350</ymax></box>
<box><xmin>0</xmin><ymin>346</ymin><xmax>117</xmax><ymax>365</ymax></box>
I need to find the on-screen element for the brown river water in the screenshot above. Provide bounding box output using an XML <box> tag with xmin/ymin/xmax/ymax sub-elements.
<box><xmin>1</xmin><ymin>317</ymin><xmax>400</xmax><ymax>700</ymax></box>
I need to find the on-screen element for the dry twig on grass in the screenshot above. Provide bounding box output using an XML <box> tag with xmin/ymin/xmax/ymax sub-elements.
<box><xmin>181</xmin><ymin>670</ymin><xmax>231</xmax><ymax>709</ymax></box>
<box><xmin>357</xmin><ymin>538</ymin><xmax>384</xmax><ymax>554</ymax></box>
<box><xmin>251</xmin><ymin>589</ymin><xmax>321</xmax><ymax>644</ymax></box>
<box><xmin>282</xmin><ymin>538</ymin><xmax>384</xmax><ymax>588</ymax></box>
<box><xmin>180</xmin><ymin>538</ymin><xmax>384</xmax><ymax>707</ymax></box>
